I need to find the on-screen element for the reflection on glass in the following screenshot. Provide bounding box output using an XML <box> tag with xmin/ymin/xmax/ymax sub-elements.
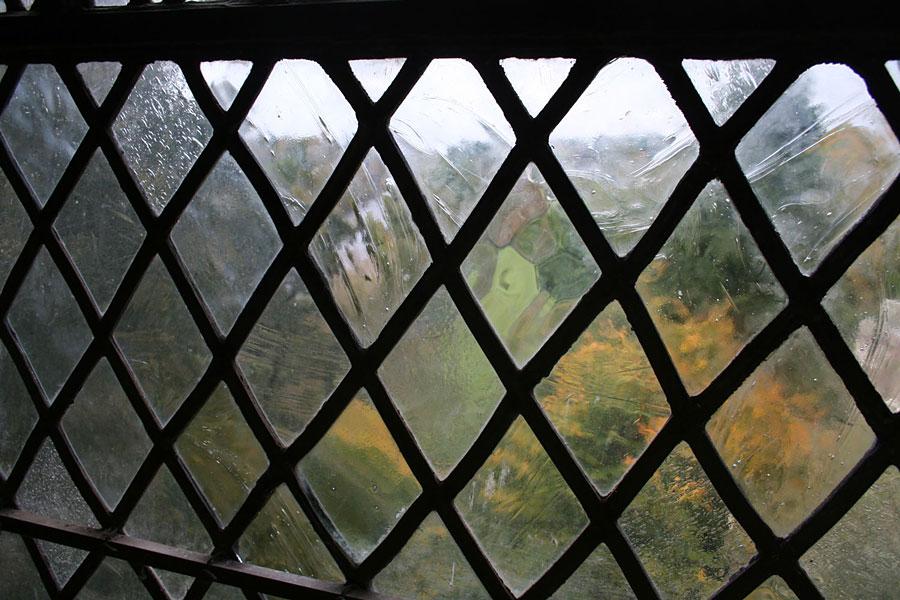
<box><xmin>0</xmin><ymin>345</ymin><xmax>37</xmax><ymax>477</ymax></box>
<box><xmin>80</xmin><ymin>558</ymin><xmax>149</xmax><ymax>599</ymax></box>
<box><xmin>500</xmin><ymin>57</ymin><xmax>575</xmax><ymax>117</ymax></box>
<box><xmin>746</xmin><ymin>576</ymin><xmax>798</xmax><ymax>600</ymax></box>
<box><xmin>0</xmin><ymin>533</ymin><xmax>48</xmax><ymax>598</ymax></box>
<box><xmin>349</xmin><ymin>58</ymin><xmax>405</xmax><ymax>102</ymax></box>
<box><xmin>240</xmin><ymin>59</ymin><xmax>357</xmax><ymax>225</ymax></box>
<box><xmin>637</xmin><ymin>180</ymin><xmax>787</xmax><ymax>394</ymax></box>
<box><xmin>374</xmin><ymin>512</ymin><xmax>489</xmax><ymax>600</ymax></box>
<box><xmin>0</xmin><ymin>64</ymin><xmax>88</xmax><ymax>205</ymax></box>
<box><xmin>550</xmin><ymin>58</ymin><xmax>699</xmax><ymax>256</ymax></box>
<box><xmin>462</xmin><ymin>163</ymin><xmax>600</xmax><ymax>364</ymax></box>
<box><xmin>76</xmin><ymin>61</ymin><xmax>121</xmax><ymax>106</ymax></box>
<box><xmin>311</xmin><ymin>148</ymin><xmax>430</xmax><ymax>347</ymax></box>
<box><xmin>550</xmin><ymin>544</ymin><xmax>636</xmax><ymax>599</ymax></box>
<box><xmin>0</xmin><ymin>166</ymin><xmax>31</xmax><ymax>289</ymax></box>
<box><xmin>456</xmin><ymin>417</ymin><xmax>588</xmax><ymax>596</ymax></box>
<box><xmin>379</xmin><ymin>287</ymin><xmax>504</xmax><ymax>478</ymax></box>
<box><xmin>391</xmin><ymin>58</ymin><xmax>515</xmax><ymax>241</ymax></box>
<box><xmin>620</xmin><ymin>442</ymin><xmax>756</xmax><ymax>600</ymax></box>
<box><xmin>736</xmin><ymin>64</ymin><xmax>900</xmax><ymax>274</ymax></box>
<box><xmin>536</xmin><ymin>301</ymin><xmax>669</xmax><ymax>493</ymax></box>
<box><xmin>682</xmin><ymin>59</ymin><xmax>774</xmax><ymax>126</ymax></box>
<box><xmin>201</xmin><ymin>60</ymin><xmax>252</xmax><ymax>110</ymax></box>
<box><xmin>298</xmin><ymin>390</ymin><xmax>421</xmax><ymax>562</ymax></box>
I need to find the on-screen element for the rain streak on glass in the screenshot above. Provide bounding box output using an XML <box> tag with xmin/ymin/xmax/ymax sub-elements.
<box><xmin>200</xmin><ymin>60</ymin><xmax>252</xmax><ymax>110</ymax></box>
<box><xmin>500</xmin><ymin>57</ymin><xmax>575</xmax><ymax>117</ymax></box>
<box><xmin>349</xmin><ymin>58</ymin><xmax>405</xmax><ymax>102</ymax></box>
<box><xmin>682</xmin><ymin>58</ymin><xmax>775</xmax><ymax>125</ymax></box>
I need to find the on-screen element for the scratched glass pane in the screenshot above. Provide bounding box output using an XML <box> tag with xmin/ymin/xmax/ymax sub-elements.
<box><xmin>379</xmin><ymin>286</ymin><xmax>504</xmax><ymax>478</ymax></box>
<box><xmin>200</xmin><ymin>60</ymin><xmax>252</xmax><ymax>110</ymax></box>
<box><xmin>0</xmin><ymin>64</ymin><xmax>88</xmax><ymax>205</ymax></box>
<box><xmin>76</xmin><ymin>61</ymin><xmax>121</xmax><ymax>106</ymax></box>
<box><xmin>391</xmin><ymin>58</ymin><xmax>515</xmax><ymax>241</ymax></box>
<box><xmin>55</xmin><ymin>150</ymin><xmax>145</xmax><ymax>313</ymax></box>
<box><xmin>535</xmin><ymin>301</ymin><xmax>669</xmax><ymax>494</ymax></box>
<box><xmin>374</xmin><ymin>512</ymin><xmax>489</xmax><ymax>600</ymax></box>
<box><xmin>311</xmin><ymin>148</ymin><xmax>430</xmax><ymax>347</ymax></box>
<box><xmin>620</xmin><ymin>442</ymin><xmax>756</xmax><ymax>600</ymax></box>
<box><xmin>500</xmin><ymin>57</ymin><xmax>575</xmax><ymax>116</ymax></box>
<box><xmin>172</xmin><ymin>152</ymin><xmax>280</xmax><ymax>334</ymax></box>
<box><xmin>0</xmin><ymin>342</ymin><xmax>36</xmax><ymax>478</ymax></box>
<box><xmin>349</xmin><ymin>58</ymin><xmax>405</xmax><ymax>102</ymax></box>
<box><xmin>707</xmin><ymin>328</ymin><xmax>875</xmax><ymax>537</ymax></box>
<box><xmin>112</xmin><ymin>61</ymin><xmax>213</xmax><ymax>215</ymax></box>
<box><xmin>80</xmin><ymin>558</ymin><xmax>150</xmax><ymax>599</ymax></box>
<box><xmin>298</xmin><ymin>390</ymin><xmax>421</xmax><ymax>562</ymax></box>
<box><xmin>550</xmin><ymin>58</ymin><xmax>699</xmax><ymax>256</ymax></box>
<box><xmin>0</xmin><ymin>169</ymin><xmax>30</xmax><ymax>289</ymax></box>
<box><xmin>239</xmin><ymin>484</ymin><xmax>343</xmax><ymax>582</ymax></box>
<box><xmin>240</xmin><ymin>59</ymin><xmax>357</xmax><ymax>225</ymax></box>
<box><xmin>550</xmin><ymin>544</ymin><xmax>636</xmax><ymax>599</ymax></box>
<box><xmin>115</xmin><ymin>257</ymin><xmax>212</xmax><ymax>424</ymax></box>
<box><xmin>456</xmin><ymin>417</ymin><xmax>588</xmax><ymax>596</ymax></box>
<box><xmin>62</xmin><ymin>359</ymin><xmax>151</xmax><ymax>509</ymax></box>
<box><xmin>822</xmin><ymin>215</ymin><xmax>900</xmax><ymax>412</ymax></box>
<box><xmin>0</xmin><ymin>533</ymin><xmax>49</xmax><ymax>599</ymax></box>
<box><xmin>682</xmin><ymin>59</ymin><xmax>774</xmax><ymax>126</ymax></box>
<box><xmin>736</xmin><ymin>64</ymin><xmax>900</xmax><ymax>274</ymax></box>
<box><xmin>747</xmin><ymin>576</ymin><xmax>798</xmax><ymax>600</ymax></box>
<box><xmin>462</xmin><ymin>163</ymin><xmax>600</xmax><ymax>364</ymax></box>
<box><xmin>8</xmin><ymin>248</ymin><xmax>92</xmax><ymax>401</ymax></box>
<box><xmin>637</xmin><ymin>180</ymin><xmax>787</xmax><ymax>394</ymax></box>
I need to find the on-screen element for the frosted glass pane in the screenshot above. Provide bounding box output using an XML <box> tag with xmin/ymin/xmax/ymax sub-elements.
<box><xmin>682</xmin><ymin>59</ymin><xmax>774</xmax><ymax>125</ymax></box>
<box><xmin>76</xmin><ymin>61</ymin><xmax>120</xmax><ymax>106</ymax></box>
<box><xmin>201</xmin><ymin>60</ymin><xmax>252</xmax><ymax>111</ymax></box>
<box><xmin>501</xmin><ymin>57</ymin><xmax>575</xmax><ymax>117</ymax></box>
<box><xmin>349</xmin><ymin>58</ymin><xmax>405</xmax><ymax>102</ymax></box>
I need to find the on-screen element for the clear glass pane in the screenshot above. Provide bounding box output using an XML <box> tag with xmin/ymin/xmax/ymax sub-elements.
<box><xmin>76</xmin><ymin>61</ymin><xmax>121</xmax><ymax>106</ymax></box>
<box><xmin>8</xmin><ymin>248</ymin><xmax>92</xmax><ymax>401</ymax></box>
<box><xmin>238</xmin><ymin>269</ymin><xmax>349</xmax><ymax>445</ymax></box>
<box><xmin>747</xmin><ymin>576</ymin><xmax>798</xmax><ymax>600</ymax></box>
<box><xmin>682</xmin><ymin>59</ymin><xmax>775</xmax><ymax>126</ymax></box>
<box><xmin>0</xmin><ymin>171</ymin><xmax>30</xmax><ymax>289</ymax></box>
<box><xmin>456</xmin><ymin>417</ymin><xmax>588</xmax><ymax>596</ymax></box>
<box><xmin>171</xmin><ymin>152</ymin><xmax>280</xmax><ymax>334</ymax></box>
<box><xmin>707</xmin><ymin>327</ymin><xmax>875</xmax><ymax>536</ymax></box>
<box><xmin>55</xmin><ymin>150</ymin><xmax>145</xmax><ymax>312</ymax></box>
<box><xmin>535</xmin><ymin>300</ymin><xmax>669</xmax><ymax>494</ymax></box>
<box><xmin>298</xmin><ymin>389</ymin><xmax>421</xmax><ymax>562</ymax></box>
<box><xmin>115</xmin><ymin>257</ymin><xmax>212</xmax><ymax>424</ymax></box>
<box><xmin>0</xmin><ymin>533</ymin><xmax>49</xmax><ymax>599</ymax></box>
<box><xmin>112</xmin><ymin>61</ymin><xmax>213</xmax><ymax>215</ymax></box>
<box><xmin>391</xmin><ymin>58</ymin><xmax>515</xmax><ymax>241</ymax></box>
<box><xmin>636</xmin><ymin>180</ymin><xmax>787</xmax><ymax>394</ymax></box>
<box><xmin>62</xmin><ymin>359</ymin><xmax>150</xmax><ymax>509</ymax></box>
<box><xmin>550</xmin><ymin>544</ymin><xmax>636</xmax><ymax>599</ymax></box>
<box><xmin>239</xmin><ymin>59</ymin><xmax>357</xmax><ymax>225</ymax></box>
<box><xmin>200</xmin><ymin>60</ymin><xmax>252</xmax><ymax>111</ymax></box>
<box><xmin>80</xmin><ymin>558</ymin><xmax>150</xmax><ymax>599</ymax></box>
<box><xmin>736</xmin><ymin>64</ymin><xmax>900</xmax><ymax>274</ymax></box>
<box><xmin>0</xmin><ymin>344</ymin><xmax>37</xmax><ymax>477</ymax></box>
<box><xmin>461</xmin><ymin>163</ymin><xmax>600</xmax><ymax>364</ymax></box>
<box><xmin>0</xmin><ymin>64</ymin><xmax>88</xmax><ymax>205</ymax></box>
<box><xmin>619</xmin><ymin>442</ymin><xmax>756</xmax><ymax>600</ymax></box>
<box><xmin>311</xmin><ymin>148</ymin><xmax>431</xmax><ymax>347</ymax></box>
<box><xmin>500</xmin><ymin>57</ymin><xmax>575</xmax><ymax>117</ymax></box>
<box><xmin>379</xmin><ymin>286</ymin><xmax>504</xmax><ymax>478</ymax></box>
<box><xmin>550</xmin><ymin>58</ymin><xmax>699</xmax><ymax>256</ymax></box>
<box><xmin>374</xmin><ymin>512</ymin><xmax>489</xmax><ymax>600</ymax></box>
<box><xmin>349</xmin><ymin>58</ymin><xmax>405</xmax><ymax>102</ymax></box>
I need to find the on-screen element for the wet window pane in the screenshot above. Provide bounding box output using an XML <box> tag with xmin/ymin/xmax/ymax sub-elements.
<box><xmin>500</xmin><ymin>57</ymin><xmax>575</xmax><ymax>117</ymax></box>
<box><xmin>682</xmin><ymin>59</ymin><xmax>774</xmax><ymax>126</ymax></box>
<box><xmin>349</xmin><ymin>58</ymin><xmax>405</xmax><ymax>102</ymax></box>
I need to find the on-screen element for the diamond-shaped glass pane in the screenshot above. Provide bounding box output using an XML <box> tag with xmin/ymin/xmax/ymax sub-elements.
<box><xmin>115</xmin><ymin>257</ymin><xmax>211</xmax><ymax>424</ymax></box>
<box><xmin>374</xmin><ymin>511</ymin><xmax>489</xmax><ymax>600</ymax></box>
<box><xmin>349</xmin><ymin>58</ymin><xmax>405</xmax><ymax>102</ymax></box>
<box><xmin>823</xmin><ymin>214</ymin><xmax>900</xmax><ymax>412</ymax></box>
<box><xmin>550</xmin><ymin>544</ymin><xmax>636</xmax><ymax>599</ymax></box>
<box><xmin>736</xmin><ymin>64</ymin><xmax>900</xmax><ymax>274</ymax></box>
<box><xmin>620</xmin><ymin>442</ymin><xmax>756</xmax><ymax>600</ymax></box>
<box><xmin>8</xmin><ymin>248</ymin><xmax>92</xmax><ymax>401</ymax></box>
<box><xmin>456</xmin><ymin>417</ymin><xmax>588</xmax><ymax>596</ymax></box>
<box><xmin>153</xmin><ymin>570</ymin><xmax>193</xmax><ymax>600</ymax></box>
<box><xmin>0</xmin><ymin>64</ymin><xmax>88</xmax><ymax>205</ymax></box>
<box><xmin>637</xmin><ymin>180</ymin><xmax>787</xmax><ymax>394</ymax></box>
<box><xmin>0</xmin><ymin>344</ymin><xmax>37</xmax><ymax>476</ymax></box>
<box><xmin>682</xmin><ymin>59</ymin><xmax>775</xmax><ymax>126</ymax></box>
<box><xmin>550</xmin><ymin>58</ymin><xmax>699</xmax><ymax>256</ymax></box>
<box><xmin>82</xmin><ymin>558</ymin><xmax>150</xmax><ymax>599</ymax></box>
<box><xmin>55</xmin><ymin>150</ymin><xmax>145</xmax><ymax>313</ymax></box>
<box><xmin>391</xmin><ymin>58</ymin><xmax>515</xmax><ymax>241</ymax></box>
<box><xmin>800</xmin><ymin>466</ymin><xmax>900</xmax><ymax>598</ymax></box>
<box><xmin>298</xmin><ymin>389</ymin><xmax>421</xmax><ymax>562</ymax></box>
<box><xmin>201</xmin><ymin>60</ymin><xmax>251</xmax><ymax>111</ymax></box>
<box><xmin>747</xmin><ymin>576</ymin><xmax>798</xmax><ymax>600</ymax></box>
<box><xmin>239</xmin><ymin>59</ymin><xmax>357</xmax><ymax>225</ymax></box>
<box><xmin>113</xmin><ymin>61</ymin><xmax>213</xmax><ymax>215</ymax></box>
<box><xmin>239</xmin><ymin>484</ymin><xmax>343</xmax><ymax>582</ymax></box>
<box><xmin>707</xmin><ymin>327</ymin><xmax>875</xmax><ymax>537</ymax></box>
<box><xmin>77</xmin><ymin>61</ymin><xmax>121</xmax><ymax>106</ymax></box>
<box><xmin>462</xmin><ymin>163</ymin><xmax>600</xmax><ymax>365</ymax></box>
<box><xmin>0</xmin><ymin>533</ymin><xmax>49</xmax><ymax>598</ymax></box>
<box><xmin>500</xmin><ymin>57</ymin><xmax>575</xmax><ymax>117</ymax></box>
<box><xmin>0</xmin><ymin>171</ymin><xmax>30</xmax><ymax>289</ymax></box>
<box><xmin>379</xmin><ymin>286</ymin><xmax>504</xmax><ymax>478</ymax></box>
<box><xmin>172</xmin><ymin>152</ymin><xmax>280</xmax><ymax>334</ymax></box>
<box><xmin>311</xmin><ymin>148</ymin><xmax>430</xmax><ymax>347</ymax></box>
<box><xmin>61</xmin><ymin>359</ymin><xmax>150</xmax><ymax>509</ymax></box>
<box><xmin>536</xmin><ymin>300</ymin><xmax>669</xmax><ymax>493</ymax></box>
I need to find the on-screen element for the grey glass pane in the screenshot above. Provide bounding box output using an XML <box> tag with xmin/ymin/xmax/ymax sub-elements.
<box><xmin>200</xmin><ymin>60</ymin><xmax>251</xmax><ymax>111</ymax></box>
<box><xmin>80</xmin><ymin>558</ymin><xmax>150</xmax><ymax>599</ymax></box>
<box><xmin>115</xmin><ymin>257</ymin><xmax>211</xmax><ymax>424</ymax></box>
<box><xmin>237</xmin><ymin>269</ymin><xmax>349</xmax><ymax>445</ymax></box>
<box><xmin>0</xmin><ymin>532</ymin><xmax>50</xmax><ymax>599</ymax></box>
<box><xmin>349</xmin><ymin>58</ymin><xmax>405</xmax><ymax>102</ymax></box>
<box><xmin>8</xmin><ymin>248</ymin><xmax>92</xmax><ymax>400</ymax></box>
<box><xmin>76</xmin><ymin>62</ymin><xmax>121</xmax><ymax>106</ymax></box>
<box><xmin>204</xmin><ymin>584</ymin><xmax>246</xmax><ymax>600</ymax></box>
<box><xmin>0</xmin><ymin>64</ymin><xmax>88</xmax><ymax>205</ymax></box>
<box><xmin>500</xmin><ymin>57</ymin><xmax>575</xmax><ymax>117</ymax></box>
<box><xmin>747</xmin><ymin>576</ymin><xmax>798</xmax><ymax>600</ymax></box>
<box><xmin>456</xmin><ymin>417</ymin><xmax>588</xmax><ymax>596</ymax></box>
<box><xmin>379</xmin><ymin>286</ymin><xmax>504</xmax><ymax>479</ymax></box>
<box><xmin>152</xmin><ymin>570</ymin><xmax>193</xmax><ymax>600</ymax></box>
<box><xmin>37</xmin><ymin>541</ymin><xmax>88</xmax><ymax>589</ymax></box>
<box><xmin>172</xmin><ymin>152</ymin><xmax>280</xmax><ymax>333</ymax></box>
<box><xmin>112</xmin><ymin>61</ymin><xmax>213</xmax><ymax>215</ymax></box>
<box><xmin>391</xmin><ymin>58</ymin><xmax>515</xmax><ymax>241</ymax></box>
<box><xmin>0</xmin><ymin>171</ymin><xmax>30</xmax><ymax>289</ymax></box>
<box><xmin>311</xmin><ymin>148</ymin><xmax>431</xmax><ymax>347</ymax></box>
<box><xmin>55</xmin><ymin>150</ymin><xmax>144</xmax><ymax>312</ymax></box>
<box><xmin>0</xmin><ymin>344</ymin><xmax>37</xmax><ymax>476</ymax></box>
<box><xmin>550</xmin><ymin>544</ymin><xmax>636</xmax><ymax>599</ymax></box>
<box><xmin>682</xmin><ymin>59</ymin><xmax>774</xmax><ymax>126</ymax></box>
